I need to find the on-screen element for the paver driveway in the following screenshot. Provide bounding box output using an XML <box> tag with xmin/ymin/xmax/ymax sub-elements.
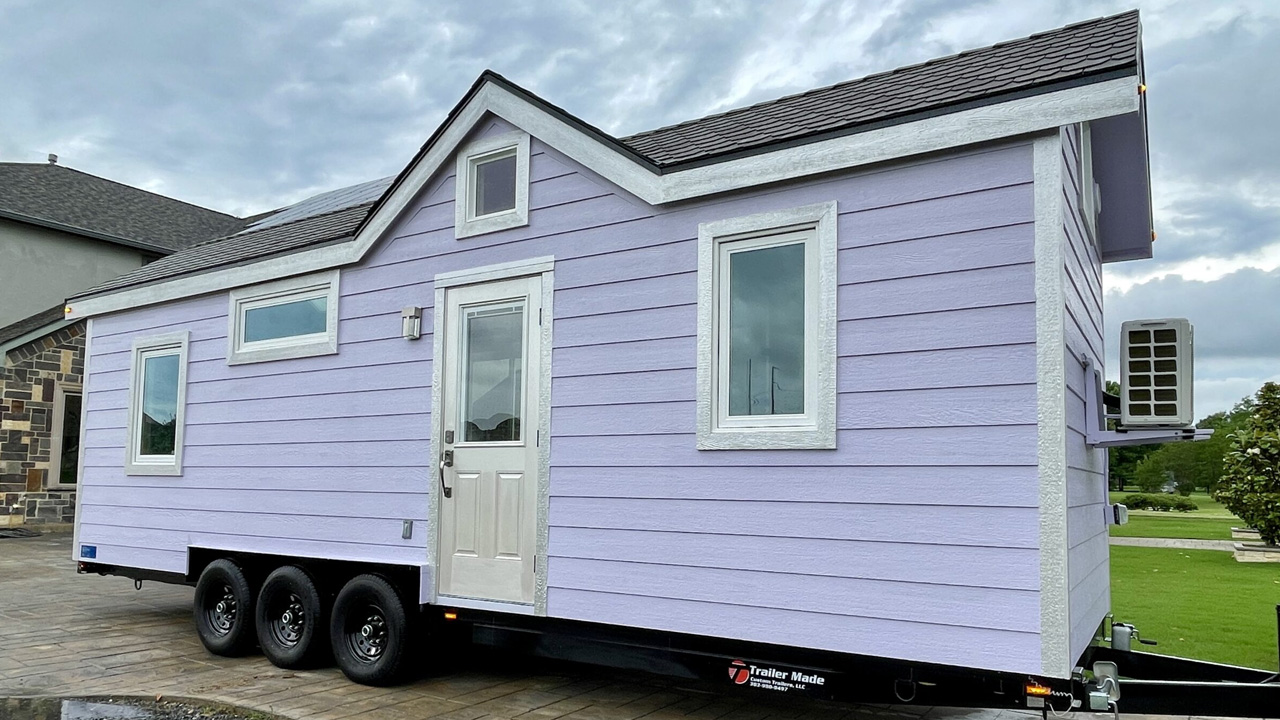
<box><xmin>0</xmin><ymin>534</ymin><xmax>1117</xmax><ymax>720</ymax></box>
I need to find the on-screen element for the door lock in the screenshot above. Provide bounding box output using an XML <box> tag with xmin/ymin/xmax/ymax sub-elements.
<box><xmin>440</xmin><ymin>450</ymin><xmax>454</xmax><ymax>498</ymax></box>
<box><xmin>445</xmin><ymin>430</ymin><xmax>454</xmax><ymax>444</ymax></box>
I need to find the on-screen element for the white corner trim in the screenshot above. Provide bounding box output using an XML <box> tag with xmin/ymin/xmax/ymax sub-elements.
<box><xmin>454</xmin><ymin>130</ymin><xmax>531</xmax><ymax>239</ymax></box>
<box><xmin>124</xmin><ymin>331</ymin><xmax>190</xmax><ymax>477</ymax></box>
<box><xmin>696</xmin><ymin>202</ymin><xmax>837</xmax><ymax>451</ymax></box>
<box><xmin>1033</xmin><ymin>132</ymin><xmax>1070</xmax><ymax>679</ymax></box>
<box><xmin>226</xmin><ymin>269</ymin><xmax>340</xmax><ymax>365</ymax></box>
<box><xmin>433</xmin><ymin>256</ymin><xmax>554</xmax><ymax>289</ymax></box>
<box><xmin>71</xmin><ymin>317</ymin><xmax>93</xmax><ymax>558</ymax></box>
<box><xmin>66</xmin><ymin>75</ymin><xmax>1138</xmax><ymax>321</ymax></box>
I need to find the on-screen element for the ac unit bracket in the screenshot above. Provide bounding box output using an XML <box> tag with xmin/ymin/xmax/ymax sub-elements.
<box><xmin>1081</xmin><ymin>359</ymin><xmax>1213</xmax><ymax>449</ymax></box>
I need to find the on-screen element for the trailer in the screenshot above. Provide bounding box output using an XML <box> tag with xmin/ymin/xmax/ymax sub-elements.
<box><xmin>63</xmin><ymin>9</ymin><xmax>1278</xmax><ymax>715</ymax></box>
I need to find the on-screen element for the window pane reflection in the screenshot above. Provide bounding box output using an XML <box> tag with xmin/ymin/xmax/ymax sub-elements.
<box><xmin>728</xmin><ymin>242</ymin><xmax>805</xmax><ymax>416</ymax></box>
<box><xmin>462</xmin><ymin>302</ymin><xmax>524</xmax><ymax>442</ymax></box>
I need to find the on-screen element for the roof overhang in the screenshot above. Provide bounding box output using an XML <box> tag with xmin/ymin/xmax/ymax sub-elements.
<box><xmin>0</xmin><ymin>315</ymin><xmax>75</xmax><ymax>358</ymax></box>
<box><xmin>1092</xmin><ymin>103</ymin><xmax>1153</xmax><ymax>262</ymax></box>
<box><xmin>66</xmin><ymin>71</ymin><xmax>1142</xmax><ymax>320</ymax></box>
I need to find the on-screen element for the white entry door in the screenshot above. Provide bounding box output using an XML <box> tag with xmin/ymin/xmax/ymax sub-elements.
<box><xmin>438</xmin><ymin>275</ymin><xmax>542</xmax><ymax>605</ymax></box>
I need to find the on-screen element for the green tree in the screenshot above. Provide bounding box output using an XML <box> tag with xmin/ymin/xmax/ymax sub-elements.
<box><xmin>1214</xmin><ymin>383</ymin><xmax>1280</xmax><ymax>545</ymax></box>
<box><xmin>1120</xmin><ymin>393</ymin><xmax>1253</xmax><ymax>494</ymax></box>
<box><xmin>1106</xmin><ymin>380</ymin><xmax>1156</xmax><ymax>490</ymax></box>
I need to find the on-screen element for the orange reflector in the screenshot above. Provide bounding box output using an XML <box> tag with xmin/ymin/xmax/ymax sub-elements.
<box><xmin>443</xmin><ymin>611</ymin><xmax>458</xmax><ymax>620</ymax></box>
<box><xmin>1026</xmin><ymin>683</ymin><xmax>1053</xmax><ymax>697</ymax></box>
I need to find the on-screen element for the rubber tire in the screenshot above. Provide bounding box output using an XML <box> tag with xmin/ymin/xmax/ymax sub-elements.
<box><xmin>193</xmin><ymin>558</ymin><xmax>256</xmax><ymax>656</ymax></box>
<box><xmin>255</xmin><ymin>565</ymin><xmax>329</xmax><ymax>669</ymax></box>
<box><xmin>330</xmin><ymin>574</ymin><xmax>411</xmax><ymax>685</ymax></box>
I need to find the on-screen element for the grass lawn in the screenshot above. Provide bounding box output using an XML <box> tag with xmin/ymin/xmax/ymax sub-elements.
<box><xmin>1108</xmin><ymin>491</ymin><xmax>1248</xmax><ymax>539</ymax></box>
<box><xmin>1110</xmin><ymin>514</ymin><xmax>1239</xmax><ymax>539</ymax></box>
<box><xmin>1108</xmin><ymin>491</ymin><xmax>1236</xmax><ymax>517</ymax></box>
<box><xmin>1110</xmin><ymin>546</ymin><xmax>1280</xmax><ymax>670</ymax></box>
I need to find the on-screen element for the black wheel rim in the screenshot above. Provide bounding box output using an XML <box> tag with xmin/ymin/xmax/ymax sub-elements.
<box><xmin>344</xmin><ymin>602</ymin><xmax>387</xmax><ymax>664</ymax></box>
<box><xmin>269</xmin><ymin>592</ymin><xmax>307</xmax><ymax>649</ymax></box>
<box><xmin>204</xmin><ymin>583</ymin><xmax>238</xmax><ymax>637</ymax></box>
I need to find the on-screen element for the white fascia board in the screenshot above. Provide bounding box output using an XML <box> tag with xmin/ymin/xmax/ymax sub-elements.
<box><xmin>66</xmin><ymin>75</ymin><xmax>1138</xmax><ymax>320</ymax></box>
<box><xmin>66</xmin><ymin>242</ymin><xmax>354</xmax><ymax>319</ymax></box>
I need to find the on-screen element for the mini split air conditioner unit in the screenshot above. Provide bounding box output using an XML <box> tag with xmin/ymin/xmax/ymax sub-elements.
<box><xmin>1119</xmin><ymin>318</ymin><xmax>1194</xmax><ymax>427</ymax></box>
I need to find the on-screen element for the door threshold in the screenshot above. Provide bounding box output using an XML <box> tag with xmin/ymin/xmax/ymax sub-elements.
<box><xmin>437</xmin><ymin>595</ymin><xmax>536</xmax><ymax>616</ymax></box>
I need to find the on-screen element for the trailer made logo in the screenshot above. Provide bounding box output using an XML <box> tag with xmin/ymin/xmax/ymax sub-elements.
<box><xmin>727</xmin><ymin>659</ymin><xmax>826</xmax><ymax>693</ymax></box>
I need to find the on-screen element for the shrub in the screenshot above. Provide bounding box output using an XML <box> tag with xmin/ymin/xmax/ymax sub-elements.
<box><xmin>1214</xmin><ymin>383</ymin><xmax>1280</xmax><ymax>545</ymax></box>
<box><xmin>1119</xmin><ymin>493</ymin><xmax>1198</xmax><ymax>512</ymax></box>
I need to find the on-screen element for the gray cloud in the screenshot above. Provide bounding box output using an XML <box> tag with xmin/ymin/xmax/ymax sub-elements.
<box><xmin>1105</xmin><ymin>268</ymin><xmax>1280</xmax><ymax>414</ymax></box>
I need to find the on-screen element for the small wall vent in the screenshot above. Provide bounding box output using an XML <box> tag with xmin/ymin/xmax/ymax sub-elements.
<box><xmin>1120</xmin><ymin>318</ymin><xmax>1193</xmax><ymax>427</ymax></box>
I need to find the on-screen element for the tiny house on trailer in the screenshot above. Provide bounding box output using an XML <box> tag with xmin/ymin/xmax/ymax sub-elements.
<box><xmin>68</xmin><ymin>9</ymin><xmax>1193</xmax><ymax>708</ymax></box>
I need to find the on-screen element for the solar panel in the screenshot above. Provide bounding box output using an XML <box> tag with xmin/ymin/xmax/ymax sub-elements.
<box><xmin>242</xmin><ymin>175</ymin><xmax>393</xmax><ymax>233</ymax></box>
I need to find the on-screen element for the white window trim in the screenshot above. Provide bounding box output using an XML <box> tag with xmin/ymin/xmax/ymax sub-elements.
<box><xmin>1078</xmin><ymin>122</ymin><xmax>1100</xmax><ymax>244</ymax></box>
<box><xmin>696</xmin><ymin>201</ymin><xmax>838</xmax><ymax>450</ymax></box>
<box><xmin>454</xmin><ymin>130</ymin><xmax>531</xmax><ymax>239</ymax></box>
<box><xmin>226</xmin><ymin>270</ymin><xmax>339</xmax><ymax>365</ymax></box>
<box><xmin>46</xmin><ymin>383</ymin><xmax>82</xmax><ymax>488</ymax></box>
<box><xmin>125</xmin><ymin>331</ymin><xmax>189</xmax><ymax>476</ymax></box>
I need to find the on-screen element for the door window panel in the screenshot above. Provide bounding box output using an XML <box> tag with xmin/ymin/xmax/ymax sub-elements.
<box><xmin>461</xmin><ymin>302</ymin><xmax>525</xmax><ymax>442</ymax></box>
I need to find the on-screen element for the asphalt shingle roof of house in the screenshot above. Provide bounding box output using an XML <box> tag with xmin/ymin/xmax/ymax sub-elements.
<box><xmin>0</xmin><ymin>304</ymin><xmax>66</xmax><ymax>348</ymax></box>
<box><xmin>74</xmin><ymin>202</ymin><xmax>373</xmax><ymax>299</ymax></box>
<box><xmin>0</xmin><ymin>163</ymin><xmax>244</xmax><ymax>252</ymax></box>
<box><xmin>69</xmin><ymin>10</ymin><xmax>1140</xmax><ymax>302</ymax></box>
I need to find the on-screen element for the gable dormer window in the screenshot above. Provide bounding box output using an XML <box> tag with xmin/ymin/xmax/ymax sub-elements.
<box><xmin>455</xmin><ymin>130</ymin><xmax>530</xmax><ymax>239</ymax></box>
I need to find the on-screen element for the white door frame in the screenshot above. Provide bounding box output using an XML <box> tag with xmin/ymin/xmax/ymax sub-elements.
<box><xmin>428</xmin><ymin>256</ymin><xmax>553</xmax><ymax>615</ymax></box>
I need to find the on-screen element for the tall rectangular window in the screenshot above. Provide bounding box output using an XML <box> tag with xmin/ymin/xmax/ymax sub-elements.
<box><xmin>697</xmin><ymin>202</ymin><xmax>838</xmax><ymax>450</ymax></box>
<box><xmin>726</xmin><ymin>237</ymin><xmax>807</xmax><ymax>418</ymax></box>
<box><xmin>48</xmin><ymin>385</ymin><xmax>82</xmax><ymax>487</ymax></box>
<box><xmin>228</xmin><ymin>271</ymin><xmax>339</xmax><ymax>365</ymax></box>
<box><xmin>126</xmin><ymin>332</ymin><xmax>189</xmax><ymax>476</ymax></box>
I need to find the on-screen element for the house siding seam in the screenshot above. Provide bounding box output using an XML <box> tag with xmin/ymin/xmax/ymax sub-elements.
<box><xmin>78</xmin><ymin>115</ymin><xmax>1045</xmax><ymax>674</ymax></box>
<box><xmin>1061</xmin><ymin>124</ymin><xmax>1110</xmax><ymax>665</ymax></box>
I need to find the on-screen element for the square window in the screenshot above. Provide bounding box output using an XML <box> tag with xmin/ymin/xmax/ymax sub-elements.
<box><xmin>455</xmin><ymin>131</ymin><xmax>530</xmax><ymax>239</ymax></box>
<box><xmin>697</xmin><ymin>202</ymin><xmax>838</xmax><ymax>450</ymax></box>
<box><xmin>126</xmin><ymin>332</ymin><xmax>189</xmax><ymax>476</ymax></box>
<box><xmin>473</xmin><ymin>152</ymin><xmax>517</xmax><ymax>217</ymax></box>
<box><xmin>228</xmin><ymin>271</ymin><xmax>339</xmax><ymax>365</ymax></box>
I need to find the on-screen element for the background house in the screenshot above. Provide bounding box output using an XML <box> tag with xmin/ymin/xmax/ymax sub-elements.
<box><xmin>0</xmin><ymin>157</ymin><xmax>244</xmax><ymax>526</ymax></box>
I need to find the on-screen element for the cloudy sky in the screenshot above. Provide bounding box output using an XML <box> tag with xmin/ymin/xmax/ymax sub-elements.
<box><xmin>2</xmin><ymin>0</ymin><xmax>1276</xmax><ymax>416</ymax></box>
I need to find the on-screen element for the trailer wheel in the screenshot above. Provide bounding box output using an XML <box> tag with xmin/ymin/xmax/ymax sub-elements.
<box><xmin>255</xmin><ymin>565</ymin><xmax>328</xmax><ymax>669</ymax></box>
<box><xmin>330</xmin><ymin>574</ymin><xmax>410</xmax><ymax>685</ymax></box>
<box><xmin>193</xmin><ymin>558</ymin><xmax>255</xmax><ymax>656</ymax></box>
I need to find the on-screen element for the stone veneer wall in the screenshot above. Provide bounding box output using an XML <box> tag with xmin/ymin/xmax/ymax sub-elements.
<box><xmin>1</xmin><ymin>321</ymin><xmax>84</xmax><ymax>526</ymax></box>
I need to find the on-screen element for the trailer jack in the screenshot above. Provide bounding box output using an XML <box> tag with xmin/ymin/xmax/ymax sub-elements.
<box><xmin>1078</xmin><ymin>611</ymin><xmax>1280</xmax><ymax>718</ymax></box>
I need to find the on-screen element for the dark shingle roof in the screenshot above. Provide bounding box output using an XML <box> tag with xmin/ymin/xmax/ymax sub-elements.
<box><xmin>0</xmin><ymin>162</ymin><xmax>243</xmax><ymax>251</ymax></box>
<box><xmin>73</xmin><ymin>202</ymin><xmax>372</xmax><ymax>299</ymax></box>
<box><xmin>620</xmin><ymin>10</ymin><xmax>1140</xmax><ymax>167</ymax></box>
<box><xmin>0</xmin><ymin>305</ymin><xmax>66</xmax><ymax>348</ymax></box>
<box><xmin>69</xmin><ymin>11</ymin><xmax>1140</xmax><ymax>303</ymax></box>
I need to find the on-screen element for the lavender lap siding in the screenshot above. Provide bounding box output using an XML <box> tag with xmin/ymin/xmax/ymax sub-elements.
<box><xmin>1060</xmin><ymin>125</ymin><xmax>1111</xmax><ymax>664</ymax></box>
<box><xmin>78</xmin><ymin>116</ymin><xmax>1047</xmax><ymax>675</ymax></box>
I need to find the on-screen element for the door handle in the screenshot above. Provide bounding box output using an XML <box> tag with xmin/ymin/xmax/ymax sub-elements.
<box><xmin>440</xmin><ymin>450</ymin><xmax>453</xmax><ymax>498</ymax></box>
